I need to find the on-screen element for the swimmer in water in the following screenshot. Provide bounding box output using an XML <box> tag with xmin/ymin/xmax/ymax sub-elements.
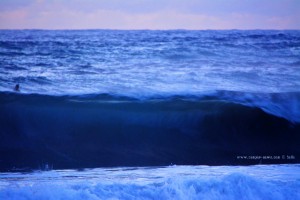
<box><xmin>14</xmin><ymin>84</ymin><xmax>20</xmax><ymax>92</ymax></box>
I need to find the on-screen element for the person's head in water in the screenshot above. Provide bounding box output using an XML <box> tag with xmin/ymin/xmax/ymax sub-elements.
<box><xmin>14</xmin><ymin>84</ymin><xmax>20</xmax><ymax>92</ymax></box>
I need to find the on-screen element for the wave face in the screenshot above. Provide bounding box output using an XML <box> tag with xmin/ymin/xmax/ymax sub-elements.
<box><xmin>0</xmin><ymin>30</ymin><xmax>300</xmax><ymax>171</ymax></box>
<box><xmin>0</xmin><ymin>92</ymin><xmax>299</xmax><ymax>171</ymax></box>
<box><xmin>1</xmin><ymin>165</ymin><xmax>300</xmax><ymax>200</ymax></box>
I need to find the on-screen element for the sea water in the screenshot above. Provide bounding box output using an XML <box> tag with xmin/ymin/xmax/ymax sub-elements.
<box><xmin>1</xmin><ymin>165</ymin><xmax>300</xmax><ymax>200</ymax></box>
<box><xmin>1</xmin><ymin>30</ymin><xmax>300</xmax><ymax>95</ymax></box>
<box><xmin>0</xmin><ymin>30</ymin><xmax>300</xmax><ymax>199</ymax></box>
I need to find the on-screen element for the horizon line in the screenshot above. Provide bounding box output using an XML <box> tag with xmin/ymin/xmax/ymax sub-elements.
<box><xmin>0</xmin><ymin>28</ymin><xmax>300</xmax><ymax>31</ymax></box>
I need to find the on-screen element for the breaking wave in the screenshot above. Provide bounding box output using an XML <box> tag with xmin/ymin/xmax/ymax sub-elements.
<box><xmin>0</xmin><ymin>171</ymin><xmax>299</xmax><ymax>200</ymax></box>
<box><xmin>0</xmin><ymin>91</ymin><xmax>299</xmax><ymax>171</ymax></box>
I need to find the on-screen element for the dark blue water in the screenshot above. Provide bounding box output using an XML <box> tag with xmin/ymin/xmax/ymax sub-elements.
<box><xmin>0</xmin><ymin>30</ymin><xmax>300</xmax><ymax>171</ymax></box>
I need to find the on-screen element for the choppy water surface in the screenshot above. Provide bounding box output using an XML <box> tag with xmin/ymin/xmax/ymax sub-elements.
<box><xmin>1</xmin><ymin>165</ymin><xmax>300</xmax><ymax>200</ymax></box>
<box><xmin>1</xmin><ymin>30</ymin><xmax>300</xmax><ymax>199</ymax></box>
<box><xmin>1</xmin><ymin>30</ymin><xmax>300</xmax><ymax>95</ymax></box>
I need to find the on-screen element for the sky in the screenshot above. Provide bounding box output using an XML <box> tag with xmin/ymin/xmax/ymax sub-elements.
<box><xmin>0</xmin><ymin>0</ymin><xmax>299</xmax><ymax>30</ymax></box>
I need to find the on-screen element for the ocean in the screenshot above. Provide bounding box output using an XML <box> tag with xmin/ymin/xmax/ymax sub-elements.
<box><xmin>0</xmin><ymin>165</ymin><xmax>300</xmax><ymax>200</ymax></box>
<box><xmin>0</xmin><ymin>30</ymin><xmax>300</xmax><ymax>199</ymax></box>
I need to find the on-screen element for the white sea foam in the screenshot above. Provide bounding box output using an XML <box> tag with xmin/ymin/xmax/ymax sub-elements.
<box><xmin>0</xmin><ymin>165</ymin><xmax>299</xmax><ymax>200</ymax></box>
<box><xmin>218</xmin><ymin>91</ymin><xmax>300</xmax><ymax>123</ymax></box>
